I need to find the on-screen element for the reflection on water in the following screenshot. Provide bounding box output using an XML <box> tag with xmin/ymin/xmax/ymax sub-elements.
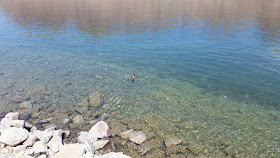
<box><xmin>0</xmin><ymin>0</ymin><xmax>280</xmax><ymax>157</ymax></box>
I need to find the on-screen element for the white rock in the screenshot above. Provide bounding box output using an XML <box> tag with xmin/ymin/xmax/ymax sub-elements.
<box><xmin>24</xmin><ymin>122</ymin><xmax>33</xmax><ymax>128</ymax></box>
<box><xmin>64</xmin><ymin>130</ymin><xmax>70</xmax><ymax>138</ymax></box>
<box><xmin>32</xmin><ymin>130</ymin><xmax>54</xmax><ymax>144</ymax></box>
<box><xmin>4</xmin><ymin>112</ymin><xmax>19</xmax><ymax>120</ymax></box>
<box><xmin>0</xmin><ymin>127</ymin><xmax>29</xmax><ymax>146</ymax></box>
<box><xmin>50</xmin><ymin>144</ymin><xmax>86</xmax><ymax>158</ymax></box>
<box><xmin>30</xmin><ymin>126</ymin><xmax>37</xmax><ymax>132</ymax></box>
<box><xmin>89</xmin><ymin>121</ymin><xmax>111</xmax><ymax>139</ymax></box>
<box><xmin>95</xmin><ymin>152</ymin><xmax>131</xmax><ymax>158</ymax></box>
<box><xmin>0</xmin><ymin>148</ymin><xmax>8</xmax><ymax>154</ymax></box>
<box><xmin>78</xmin><ymin>131</ymin><xmax>97</xmax><ymax>144</ymax></box>
<box><xmin>46</xmin><ymin>130</ymin><xmax>63</xmax><ymax>154</ymax></box>
<box><xmin>12</xmin><ymin>145</ymin><xmax>26</xmax><ymax>155</ymax></box>
<box><xmin>0</xmin><ymin>154</ymin><xmax>13</xmax><ymax>158</ymax></box>
<box><xmin>1</xmin><ymin>118</ymin><xmax>25</xmax><ymax>128</ymax></box>
<box><xmin>93</xmin><ymin>140</ymin><xmax>109</xmax><ymax>150</ymax></box>
<box><xmin>33</xmin><ymin>141</ymin><xmax>46</xmax><ymax>154</ymax></box>
<box><xmin>23</xmin><ymin>135</ymin><xmax>37</xmax><ymax>147</ymax></box>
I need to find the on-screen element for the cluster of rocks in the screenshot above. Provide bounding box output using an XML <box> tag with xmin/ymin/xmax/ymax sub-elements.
<box><xmin>0</xmin><ymin>112</ymin><xmax>131</xmax><ymax>158</ymax></box>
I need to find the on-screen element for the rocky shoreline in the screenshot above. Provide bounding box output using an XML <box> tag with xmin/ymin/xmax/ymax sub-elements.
<box><xmin>0</xmin><ymin>111</ymin><xmax>188</xmax><ymax>158</ymax></box>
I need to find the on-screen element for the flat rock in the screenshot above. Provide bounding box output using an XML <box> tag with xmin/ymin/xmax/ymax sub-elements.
<box><xmin>129</xmin><ymin>131</ymin><xmax>146</xmax><ymax>145</ymax></box>
<box><xmin>166</xmin><ymin>145</ymin><xmax>186</xmax><ymax>156</ymax></box>
<box><xmin>50</xmin><ymin>144</ymin><xmax>86</xmax><ymax>158</ymax></box>
<box><xmin>95</xmin><ymin>152</ymin><xmax>131</xmax><ymax>158</ymax></box>
<box><xmin>94</xmin><ymin>140</ymin><xmax>109</xmax><ymax>150</ymax></box>
<box><xmin>0</xmin><ymin>127</ymin><xmax>29</xmax><ymax>146</ymax></box>
<box><xmin>1</xmin><ymin>118</ymin><xmax>24</xmax><ymax>128</ymax></box>
<box><xmin>88</xmin><ymin>92</ymin><xmax>104</xmax><ymax>107</ymax></box>
<box><xmin>164</xmin><ymin>136</ymin><xmax>182</xmax><ymax>147</ymax></box>
<box><xmin>89</xmin><ymin>121</ymin><xmax>111</xmax><ymax>138</ymax></box>
<box><xmin>121</xmin><ymin>129</ymin><xmax>134</xmax><ymax>140</ymax></box>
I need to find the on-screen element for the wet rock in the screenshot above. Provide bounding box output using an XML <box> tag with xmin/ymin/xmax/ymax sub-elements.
<box><xmin>33</xmin><ymin>141</ymin><xmax>46</xmax><ymax>154</ymax></box>
<box><xmin>131</xmin><ymin>102</ymin><xmax>139</xmax><ymax>107</ymax></box>
<box><xmin>18</xmin><ymin>101</ymin><xmax>33</xmax><ymax>110</ymax></box>
<box><xmin>120</xmin><ymin>129</ymin><xmax>134</xmax><ymax>140</ymax></box>
<box><xmin>102</xmin><ymin>104</ymin><xmax>110</xmax><ymax>110</ymax></box>
<box><xmin>88</xmin><ymin>92</ymin><xmax>104</xmax><ymax>107</ymax></box>
<box><xmin>0</xmin><ymin>127</ymin><xmax>29</xmax><ymax>146</ymax></box>
<box><xmin>11</xmin><ymin>94</ymin><xmax>29</xmax><ymax>103</ymax></box>
<box><xmin>169</xmin><ymin>154</ymin><xmax>187</xmax><ymax>158</ymax></box>
<box><xmin>78</xmin><ymin>131</ymin><xmax>97</xmax><ymax>144</ymax></box>
<box><xmin>110</xmin><ymin>121</ymin><xmax>127</xmax><ymax>136</ymax></box>
<box><xmin>4</xmin><ymin>112</ymin><xmax>19</xmax><ymax>120</ymax></box>
<box><xmin>94</xmin><ymin>140</ymin><xmax>109</xmax><ymax>150</ymax></box>
<box><xmin>89</xmin><ymin>121</ymin><xmax>111</xmax><ymax>138</ymax></box>
<box><xmin>138</xmin><ymin>139</ymin><xmax>162</xmax><ymax>155</ymax></box>
<box><xmin>23</xmin><ymin>135</ymin><xmax>37</xmax><ymax>147</ymax></box>
<box><xmin>164</xmin><ymin>136</ymin><xmax>182</xmax><ymax>147</ymax></box>
<box><xmin>129</xmin><ymin>131</ymin><xmax>146</xmax><ymax>145</ymax></box>
<box><xmin>73</xmin><ymin>115</ymin><xmax>84</xmax><ymax>124</ymax></box>
<box><xmin>100</xmin><ymin>113</ymin><xmax>107</xmax><ymax>121</ymax></box>
<box><xmin>145</xmin><ymin>148</ymin><xmax>166</xmax><ymax>158</ymax></box>
<box><xmin>166</xmin><ymin>145</ymin><xmax>186</xmax><ymax>156</ymax></box>
<box><xmin>45</xmin><ymin>124</ymin><xmax>56</xmax><ymax>130</ymax></box>
<box><xmin>95</xmin><ymin>152</ymin><xmax>131</xmax><ymax>158</ymax></box>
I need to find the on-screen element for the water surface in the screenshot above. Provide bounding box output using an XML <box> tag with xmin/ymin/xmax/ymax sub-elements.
<box><xmin>0</xmin><ymin>0</ymin><xmax>280</xmax><ymax>157</ymax></box>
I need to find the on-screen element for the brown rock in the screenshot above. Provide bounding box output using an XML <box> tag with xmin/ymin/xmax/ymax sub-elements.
<box><xmin>11</xmin><ymin>94</ymin><xmax>29</xmax><ymax>103</ymax></box>
<box><xmin>88</xmin><ymin>92</ymin><xmax>104</xmax><ymax>107</ymax></box>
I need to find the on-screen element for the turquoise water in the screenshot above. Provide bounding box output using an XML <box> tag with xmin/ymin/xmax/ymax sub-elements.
<box><xmin>0</xmin><ymin>0</ymin><xmax>280</xmax><ymax>157</ymax></box>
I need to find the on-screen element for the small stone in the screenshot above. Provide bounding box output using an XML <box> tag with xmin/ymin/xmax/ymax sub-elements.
<box><xmin>129</xmin><ymin>131</ymin><xmax>146</xmax><ymax>145</ymax></box>
<box><xmin>164</xmin><ymin>136</ymin><xmax>182</xmax><ymax>147</ymax></box>
<box><xmin>121</xmin><ymin>129</ymin><xmax>134</xmax><ymax>140</ymax></box>
<box><xmin>18</xmin><ymin>101</ymin><xmax>33</xmax><ymax>110</ymax></box>
<box><xmin>33</xmin><ymin>141</ymin><xmax>46</xmax><ymax>153</ymax></box>
<box><xmin>63</xmin><ymin>119</ymin><xmax>70</xmax><ymax>124</ymax></box>
<box><xmin>24</xmin><ymin>122</ymin><xmax>33</xmax><ymax>129</ymax></box>
<box><xmin>88</xmin><ymin>92</ymin><xmax>104</xmax><ymax>107</ymax></box>
<box><xmin>73</xmin><ymin>115</ymin><xmax>84</xmax><ymax>124</ymax></box>
<box><xmin>102</xmin><ymin>104</ymin><xmax>110</xmax><ymax>110</ymax></box>
<box><xmin>93</xmin><ymin>140</ymin><xmax>109</xmax><ymax>150</ymax></box>
<box><xmin>100</xmin><ymin>113</ymin><xmax>107</xmax><ymax>121</ymax></box>
<box><xmin>0</xmin><ymin>127</ymin><xmax>29</xmax><ymax>146</ymax></box>
<box><xmin>45</xmin><ymin>124</ymin><xmax>56</xmax><ymax>130</ymax></box>
<box><xmin>89</xmin><ymin>121</ymin><xmax>111</xmax><ymax>139</ymax></box>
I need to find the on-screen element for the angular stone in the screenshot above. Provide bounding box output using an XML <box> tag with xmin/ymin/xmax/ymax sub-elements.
<box><xmin>78</xmin><ymin>131</ymin><xmax>97</xmax><ymax>144</ymax></box>
<box><xmin>0</xmin><ymin>127</ymin><xmax>29</xmax><ymax>146</ymax></box>
<box><xmin>32</xmin><ymin>130</ymin><xmax>54</xmax><ymax>144</ymax></box>
<box><xmin>121</xmin><ymin>129</ymin><xmax>134</xmax><ymax>140</ymax></box>
<box><xmin>23</xmin><ymin>135</ymin><xmax>37</xmax><ymax>147</ymax></box>
<box><xmin>93</xmin><ymin>140</ymin><xmax>109</xmax><ymax>150</ymax></box>
<box><xmin>89</xmin><ymin>121</ymin><xmax>111</xmax><ymax>139</ymax></box>
<box><xmin>100</xmin><ymin>113</ymin><xmax>107</xmax><ymax>121</ymax></box>
<box><xmin>129</xmin><ymin>131</ymin><xmax>146</xmax><ymax>145</ymax></box>
<box><xmin>4</xmin><ymin>112</ymin><xmax>19</xmax><ymax>120</ymax></box>
<box><xmin>88</xmin><ymin>92</ymin><xmax>104</xmax><ymax>107</ymax></box>
<box><xmin>94</xmin><ymin>152</ymin><xmax>131</xmax><ymax>158</ymax></box>
<box><xmin>33</xmin><ymin>141</ymin><xmax>46</xmax><ymax>153</ymax></box>
<box><xmin>164</xmin><ymin>136</ymin><xmax>182</xmax><ymax>147</ymax></box>
<box><xmin>46</xmin><ymin>130</ymin><xmax>63</xmax><ymax>154</ymax></box>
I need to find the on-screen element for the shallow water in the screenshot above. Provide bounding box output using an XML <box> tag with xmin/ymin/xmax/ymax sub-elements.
<box><xmin>0</xmin><ymin>0</ymin><xmax>280</xmax><ymax>157</ymax></box>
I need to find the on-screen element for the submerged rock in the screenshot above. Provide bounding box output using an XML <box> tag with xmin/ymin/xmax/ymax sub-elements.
<box><xmin>73</xmin><ymin>115</ymin><xmax>84</xmax><ymax>124</ymax></box>
<box><xmin>164</xmin><ymin>136</ymin><xmax>182</xmax><ymax>147</ymax></box>
<box><xmin>18</xmin><ymin>101</ymin><xmax>33</xmax><ymax>110</ymax></box>
<box><xmin>11</xmin><ymin>94</ymin><xmax>29</xmax><ymax>103</ymax></box>
<box><xmin>120</xmin><ymin>129</ymin><xmax>134</xmax><ymax>140</ymax></box>
<box><xmin>89</xmin><ymin>121</ymin><xmax>111</xmax><ymax>139</ymax></box>
<box><xmin>0</xmin><ymin>127</ymin><xmax>29</xmax><ymax>146</ymax></box>
<box><xmin>88</xmin><ymin>92</ymin><xmax>104</xmax><ymax>107</ymax></box>
<box><xmin>129</xmin><ymin>131</ymin><xmax>146</xmax><ymax>145</ymax></box>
